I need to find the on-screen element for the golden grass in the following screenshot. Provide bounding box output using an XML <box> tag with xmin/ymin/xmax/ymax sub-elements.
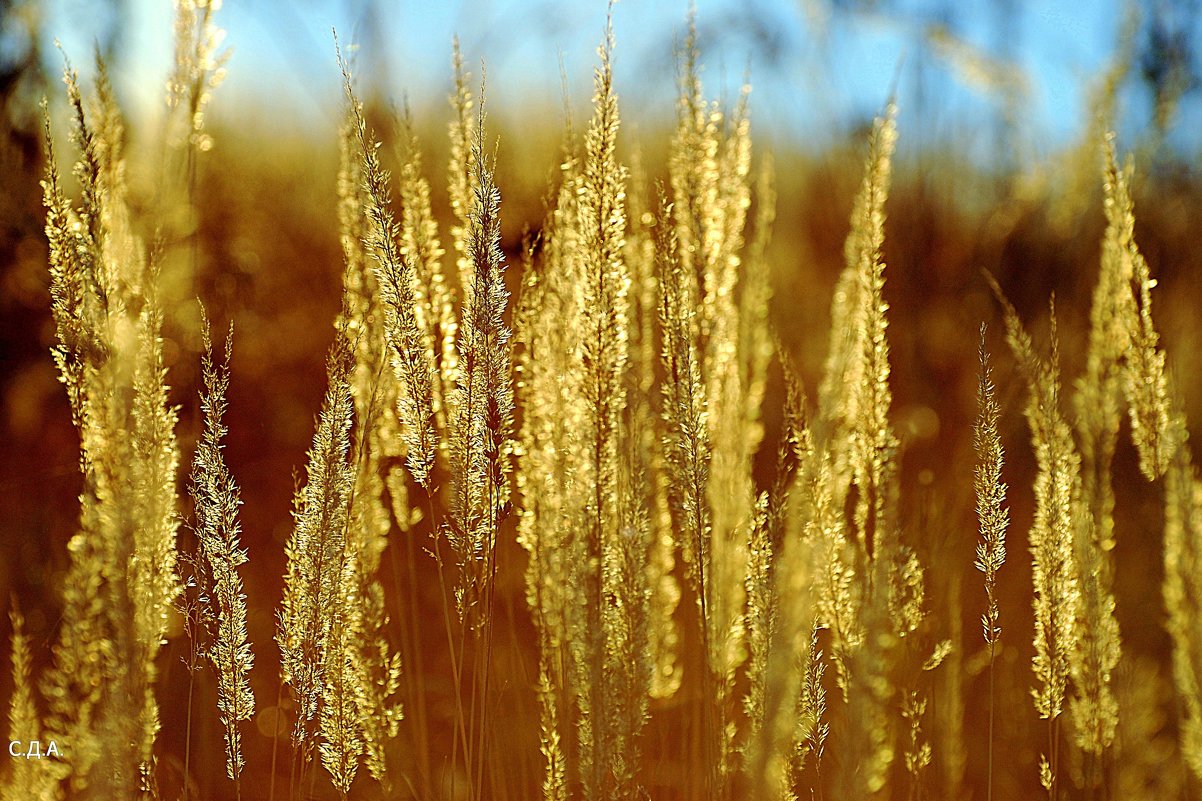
<box><xmin>9</xmin><ymin>3</ymin><xmax>1202</xmax><ymax>800</ymax></box>
<box><xmin>189</xmin><ymin>313</ymin><xmax>254</xmax><ymax>789</ymax></box>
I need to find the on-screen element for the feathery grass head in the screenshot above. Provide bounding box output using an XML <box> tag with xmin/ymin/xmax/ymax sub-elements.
<box><xmin>4</xmin><ymin>603</ymin><xmax>55</xmax><ymax>801</ymax></box>
<box><xmin>1008</xmin><ymin>302</ymin><xmax>1081</xmax><ymax>723</ymax></box>
<box><xmin>278</xmin><ymin>330</ymin><xmax>356</xmax><ymax>751</ymax></box>
<box><xmin>190</xmin><ymin>311</ymin><xmax>255</xmax><ymax>782</ymax></box>
<box><xmin>1100</xmin><ymin>136</ymin><xmax>1176</xmax><ymax>481</ymax></box>
<box><xmin>396</xmin><ymin>106</ymin><xmax>458</xmax><ymax>423</ymax></box>
<box><xmin>974</xmin><ymin>327</ymin><xmax>1008</xmax><ymax>648</ymax></box>
<box><xmin>338</xmin><ymin>45</ymin><xmax>438</xmax><ymax>489</ymax></box>
<box><xmin>41</xmin><ymin>51</ymin><xmax>185</xmax><ymax>795</ymax></box>
<box><xmin>446</xmin><ymin>73</ymin><xmax>514</xmax><ymax>625</ymax></box>
<box><xmin>1163</xmin><ymin>425</ymin><xmax>1202</xmax><ymax>782</ymax></box>
<box><xmin>167</xmin><ymin>0</ymin><xmax>228</xmax><ymax>152</ymax></box>
<box><xmin>991</xmin><ymin>289</ymin><xmax>1083</xmax><ymax>796</ymax></box>
<box><xmin>448</xmin><ymin>37</ymin><xmax>478</xmax><ymax>302</ymax></box>
<box><xmin>576</xmin><ymin>14</ymin><xmax>632</xmax><ymax>590</ymax></box>
<box><xmin>655</xmin><ymin>188</ymin><xmax>712</xmax><ymax>605</ymax></box>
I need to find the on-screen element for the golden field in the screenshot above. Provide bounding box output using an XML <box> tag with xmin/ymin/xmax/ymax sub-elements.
<box><xmin>2</xmin><ymin>2</ymin><xmax>1202</xmax><ymax>799</ymax></box>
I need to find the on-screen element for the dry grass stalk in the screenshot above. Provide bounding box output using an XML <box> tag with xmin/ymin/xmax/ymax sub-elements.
<box><xmin>448</xmin><ymin>38</ymin><xmax>478</xmax><ymax>306</ymax></box>
<box><xmin>166</xmin><ymin>0</ymin><xmax>227</xmax><ymax>154</ymax></box>
<box><xmin>339</xmin><ymin>50</ymin><xmax>438</xmax><ymax>490</ymax></box>
<box><xmin>534</xmin><ymin>653</ymin><xmax>568</xmax><ymax>801</ymax></box>
<box><xmin>337</xmin><ymin>64</ymin><xmax>420</xmax><ymax>793</ymax></box>
<box><xmin>743</xmin><ymin>385</ymin><xmax>826</xmax><ymax>801</ymax></box>
<box><xmin>817</xmin><ymin>104</ymin><xmax>914</xmax><ymax>800</ymax></box>
<box><xmin>277</xmin><ymin>334</ymin><xmax>355</xmax><ymax>772</ymax></box>
<box><xmin>796</xmin><ymin>623</ymin><xmax>830</xmax><ymax>789</ymax></box>
<box><xmin>1079</xmin><ymin>135</ymin><xmax>1201</xmax><ymax>786</ymax></box>
<box><xmin>973</xmin><ymin>328</ymin><xmax>1008</xmax><ymax>801</ymax></box>
<box><xmin>742</xmin><ymin>490</ymin><xmax>779</xmax><ymax>784</ymax></box>
<box><xmin>41</xmin><ymin>53</ymin><xmax>184</xmax><ymax>797</ymax></box>
<box><xmin>994</xmin><ymin>294</ymin><xmax>1080</xmax><ymax>798</ymax></box>
<box><xmin>740</xmin><ymin>155</ymin><xmax>777</xmax><ymax>447</ymax></box>
<box><xmin>318</xmin><ymin>553</ymin><xmax>364</xmax><ymax>796</ymax></box>
<box><xmin>668</xmin><ymin>26</ymin><xmax>759</xmax><ymax>783</ymax></box>
<box><xmin>1162</xmin><ymin>426</ymin><xmax>1202</xmax><ymax>782</ymax></box>
<box><xmin>558</xmin><ymin>22</ymin><xmax>655</xmax><ymax>798</ymax></box>
<box><xmin>447</xmin><ymin>78</ymin><xmax>514</xmax><ymax>628</ymax></box>
<box><xmin>839</xmin><ymin>104</ymin><xmax>900</xmax><ymax>574</ymax></box>
<box><xmin>276</xmin><ymin>300</ymin><xmax>400</xmax><ymax>798</ymax></box>
<box><xmin>40</xmin><ymin>82</ymin><xmax>127</xmax><ymax>794</ymax></box>
<box><xmin>656</xmin><ymin>187</ymin><xmax>712</xmax><ymax>622</ymax></box>
<box><xmin>190</xmin><ymin>315</ymin><xmax>255</xmax><ymax>788</ymax></box>
<box><xmin>3</xmin><ymin>605</ymin><xmax>55</xmax><ymax>801</ymax></box>
<box><xmin>396</xmin><ymin>109</ymin><xmax>459</xmax><ymax>425</ymax></box>
<box><xmin>625</xmin><ymin>146</ymin><xmax>683</xmax><ymax>703</ymax></box>
<box><xmin>515</xmin><ymin>136</ymin><xmax>584</xmax><ymax>801</ymax></box>
<box><xmin>1099</xmin><ymin>139</ymin><xmax>1177</xmax><ymax>481</ymax></box>
<box><xmin>1050</xmin><ymin>135</ymin><xmax>1133</xmax><ymax>774</ymax></box>
<box><xmin>812</xmin><ymin>120</ymin><xmax>914</xmax><ymax>793</ymax></box>
<box><xmin>516</xmin><ymin>21</ymin><xmax>662</xmax><ymax>798</ymax></box>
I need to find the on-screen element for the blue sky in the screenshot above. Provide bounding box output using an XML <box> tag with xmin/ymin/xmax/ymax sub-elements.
<box><xmin>41</xmin><ymin>0</ymin><xmax>1198</xmax><ymax>162</ymax></box>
